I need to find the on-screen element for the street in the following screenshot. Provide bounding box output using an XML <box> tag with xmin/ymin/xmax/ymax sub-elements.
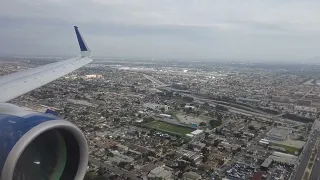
<box><xmin>308</xmin><ymin>137</ymin><xmax>320</xmax><ymax>180</ymax></box>
<box><xmin>292</xmin><ymin>130</ymin><xmax>319</xmax><ymax>180</ymax></box>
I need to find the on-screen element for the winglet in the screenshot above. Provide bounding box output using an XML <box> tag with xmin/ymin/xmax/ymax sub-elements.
<box><xmin>74</xmin><ymin>26</ymin><xmax>91</xmax><ymax>57</ymax></box>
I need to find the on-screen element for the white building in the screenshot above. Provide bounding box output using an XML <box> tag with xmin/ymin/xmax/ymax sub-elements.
<box><xmin>191</xmin><ymin>130</ymin><xmax>204</xmax><ymax>136</ymax></box>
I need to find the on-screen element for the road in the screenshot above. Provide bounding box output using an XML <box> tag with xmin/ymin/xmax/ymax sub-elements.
<box><xmin>292</xmin><ymin>130</ymin><xmax>319</xmax><ymax>180</ymax></box>
<box><xmin>297</xmin><ymin>86</ymin><xmax>313</xmax><ymax>102</ymax></box>
<box><xmin>309</xmin><ymin>136</ymin><xmax>320</xmax><ymax>180</ymax></box>
<box><xmin>142</xmin><ymin>74</ymin><xmax>168</xmax><ymax>87</ymax></box>
<box><xmin>146</xmin><ymin>73</ymin><xmax>305</xmax><ymax>126</ymax></box>
<box><xmin>190</xmin><ymin>95</ymin><xmax>303</xmax><ymax>125</ymax></box>
<box><xmin>89</xmin><ymin>157</ymin><xmax>139</xmax><ymax>180</ymax></box>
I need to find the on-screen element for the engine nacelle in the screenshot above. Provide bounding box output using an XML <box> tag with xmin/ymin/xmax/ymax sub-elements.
<box><xmin>0</xmin><ymin>103</ymin><xmax>88</xmax><ymax>180</ymax></box>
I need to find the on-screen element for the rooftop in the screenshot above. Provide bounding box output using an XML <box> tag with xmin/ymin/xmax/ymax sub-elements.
<box><xmin>191</xmin><ymin>129</ymin><xmax>204</xmax><ymax>135</ymax></box>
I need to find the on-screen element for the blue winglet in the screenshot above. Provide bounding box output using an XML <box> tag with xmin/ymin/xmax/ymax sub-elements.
<box><xmin>74</xmin><ymin>26</ymin><xmax>91</xmax><ymax>57</ymax></box>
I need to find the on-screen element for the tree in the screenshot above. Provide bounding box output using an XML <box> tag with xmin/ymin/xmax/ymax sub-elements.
<box><xmin>297</xmin><ymin>135</ymin><xmax>304</xmax><ymax>141</ymax></box>
<box><xmin>199</xmin><ymin>122</ymin><xmax>207</xmax><ymax>126</ymax></box>
<box><xmin>75</xmin><ymin>94</ymin><xmax>81</xmax><ymax>99</ymax></box>
<box><xmin>209</xmin><ymin>120</ymin><xmax>222</xmax><ymax>128</ymax></box>
<box><xmin>84</xmin><ymin>172</ymin><xmax>96</xmax><ymax>180</ymax></box>
<box><xmin>248</xmin><ymin>125</ymin><xmax>255</xmax><ymax>131</ymax></box>
<box><xmin>95</xmin><ymin>176</ymin><xmax>107</xmax><ymax>180</ymax></box>
<box><xmin>160</xmin><ymin>107</ymin><xmax>166</xmax><ymax>113</ymax></box>
<box><xmin>202</xmin><ymin>155</ymin><xmax>208</xmax><ymax>162</ymax></box>
<box><xmin>182</xmin><ymin>96</ymin><xmax>194</xmax><ymax>102</ymax></box>
<box><xmin>201</xmin><ymin>147</ymin><xmax>209</xmax><ymax>155</ymax></box>
<box><xmin>138</xmin><ymin>114</ymin><xmax>142</xmax><ymax>118</ymax></box>
<box><xmin>118</xmin><ymin>161</ymin><xmax>127</xmax><ymax>168</ymax></box>
<box><xmin>260</xmin><ymin>126</ymin><xmax>267</xmax><ymax>130</ymax></box>
<box><xmin>204</xmin><ymin>132</ymin><xmax>209</xmax><ymax>139</ymax></box>
<box><xmin>162</xmin><ymin>146</ymin><xmax>168</xmax><ymax>153</ymax></box>
<box><xmin>213</xmin><ymin>140</ymin><xmax>220</xmax><ymax>147</ymax></box>
<box><xmin>216</xmin><ymin>105</ymin><xmax>228</xmax><ymax>111</ymax></box>
<box><xmin>97</xmin><ymin>167</ymin><xmax>107</xmax><ymax>176</ymax></box>
<box><xmin>217</xmin><ymin>114</ymin><xmax>222</xmax><ymax>121</ymax></box>
<box><xmin>218</xmin><ymin>159</ymin><xmax>224</xmax><ymax>166</ymax></box>
<box><xmin>93</xmin><ymin>126</ymin><xmax>100</xmax><ymax>131</ymax></box>
<box><xmin>149</xmin><ymin>129</ymin><xmax>156</xmax><ymax>135</ymax></box>
<box><xmin>186</xmin><ymin>107</ymin><xmax>193</xmax><ymax>114</ymax></box>
<box><xmin>134</xmin><ymin>130</ymin><xmax>140</xmax><ymax>137</ymax></box>
<box><xmin>187</xmin><ymin>144</ymin><xmax>193</xmax><ymax>150</ymax></box>
<box><xmin>147</xmin><ymin>151</ymin><xmax>156</xmax><ymax>157</ymax></box>
<box><xmin>104</xmin><ymin>110</ymin><xmax>109</xmax><ymax>120</ymax></box>
<box><xmin>234</xmin><ymin>133</ymin><xmax>242</xmax><ymax>138</ymax></box>
<box><xmin>105</xmin><ymin>148</ymin><xmax>114</xmax><ymax>157</ymax></box>
<box><xmin>177</xmin><ymin>161</ymin><xmax>187</xmax><ymax>171</ymax></box>
<box><xmin>143</xmin><ymin>117</ymin><xmax>155</xmax><ymax>123</ymax></box>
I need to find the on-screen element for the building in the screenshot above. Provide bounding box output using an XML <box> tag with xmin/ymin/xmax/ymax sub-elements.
<box><xmin>259</xmin><ymin>139</ymin><xmax>269</xmax><ymax>146</ymax></box>
<box><xmin>159</xmin><ymin>114</ymin><xmax>172</xmax><ymax>118</ymax></box>
<box><xmin>190</xmin><ymin>129</ymin><xmax>204</xmax><ymax>137</ymax></box>
<box><xmin>186</xmin><ymin>133</ymin><xmax>194</xmax><ymax>138</ymax></box>
<box><xmin>85</xmin><ymin>74</ymin><xmax>104</xmax><ymax>79</ymax></box>
<box><xmin>295</xmin><ymin>105</ymin><xmax>317</xmax><ymax>113</ymax></box>
<box><xmin>252</xmin><ymin>171</ymin><xmax>264</xmax><ymax>180</ymax></box>
<box><xmin>185</xmin><ymin>105</ymin><xmax>196</xmax><ymax>110</ymax></box>
<box><xmin>272</xmin><ymin>96</ymin><xmax>294</xmax><ymax>103</ymax></box>
<box><xmin>261</xmin><ymin>158</ymin><xmax>272</xmax><ymax>169</ymax></box>
<box><xmin>182</xmin><ymin>171</ymin><xmax>202</xmax><ymax>180</ymax></box>
<box><xmin>268</xmin><ymin>151</ymin><xmax>298</xmax><ymax>165</ymax></box>
<box><xmin>177</xmin><ymin>149</ymin><xmax>203</xmax><ymax>163</ymax></box>
<box><xmin>191</xmin><ymin>141</ymin><xmax>206</xmax><ymax>150</ymax></box>
<box><xmin>266</xmin><ymin>127</ymin><xmax>292</xmax><ymax>141</ymax></box>
<box><xmin>143</xmin><ymin>103</ymin><xmax>169</xmax><ymax>111</ymax></box>
<box><xmin>148</xmin><ymin>165</ymin><xmax>173</xmax><ymax>180</ymax></box>
<box><xmin>109</xmin><ymin>150</ymin><xmax>134</xmax><ymax>163</ymax></box>
<box><xmin>297</xmin><ymin>99</ymin><xmax>312</xmax><ymax>106</ymax></box>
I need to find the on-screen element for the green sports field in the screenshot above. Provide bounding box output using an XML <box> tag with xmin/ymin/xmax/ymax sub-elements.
<box><xmin>144</xmin><ymin>121</ymin><xmax>194</xmax><ymax>136</ymax></box>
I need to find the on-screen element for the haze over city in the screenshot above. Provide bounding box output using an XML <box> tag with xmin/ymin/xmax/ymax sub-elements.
<box><xmin>2</xmin><ymin>0</ymin><xmax>320</xmax><ymax>61</ymax></box>
<box><xmin>3</xmin><ymin>1</ymin><xmax>320</xmax><ymax>180</ymax></box>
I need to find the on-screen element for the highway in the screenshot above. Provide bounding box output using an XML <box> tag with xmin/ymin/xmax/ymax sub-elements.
<box><xmin>309</xmin><ymin>136</ymin><xmax>320</xmax><ymax>180</ymax></box>
<box><xmin>142</xmin><ymin>74</ymin><xmax>168</xmax><ymax>87</ymax></box>
<box><xmin>190</xmin><ymin>95</ymin><xmax>304</xmax><ymax>125</ymax></box>
<box><xmin>292</xmin><ymin>130</ymin><xmax>319</xmax><ymax>180</ymax></box>
<box><xmin>145</xmin><ymin>73</ymin><xmax>306</xmax><ymax>126</ymax></box>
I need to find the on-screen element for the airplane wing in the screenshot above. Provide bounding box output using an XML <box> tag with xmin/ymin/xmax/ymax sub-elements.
<box><xmin>0</xmin><ymin>26</ymin><xmax>93</xmax><ymax>103</ymax></box>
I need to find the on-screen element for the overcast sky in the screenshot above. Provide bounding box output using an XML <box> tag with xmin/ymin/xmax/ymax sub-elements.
<box><xmin>1</xmin><ymin>0</ymin><xmax>320</xmax><ymax>61</ymax></box>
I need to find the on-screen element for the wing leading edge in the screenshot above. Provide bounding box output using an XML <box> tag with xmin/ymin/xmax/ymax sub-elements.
<box><xmin>0</xmin><ymin>26</ymin><xmax>93</xmax><ymax>102</ymax></box>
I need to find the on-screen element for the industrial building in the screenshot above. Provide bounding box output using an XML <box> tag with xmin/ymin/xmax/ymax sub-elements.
<box><xmin>266</xmin><ymin>127</ymin><xmax>292</xmax><ymax>141</ymax></box>
<box><xmin>269</xmin><ymin>151</ymin><xmax>297</xmax><ymax>165</ymax></box>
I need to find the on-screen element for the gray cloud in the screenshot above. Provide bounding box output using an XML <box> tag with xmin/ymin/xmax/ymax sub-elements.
<box><xmin>1</xmin><ymin>0</ymin><xmax>320</xmax><ymax>61</ymax></box>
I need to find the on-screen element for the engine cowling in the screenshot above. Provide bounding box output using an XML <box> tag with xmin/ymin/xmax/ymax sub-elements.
<box><xmin>0</xmin><ymin>103</ymin><xmax>88</xmax><ymax>180</ymax></box>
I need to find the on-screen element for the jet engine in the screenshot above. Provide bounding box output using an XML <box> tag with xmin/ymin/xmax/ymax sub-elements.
<box><xmin>0</xmin><ymin>103</ymin><xmax>88</xmax><ymax>180</ymax></box>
